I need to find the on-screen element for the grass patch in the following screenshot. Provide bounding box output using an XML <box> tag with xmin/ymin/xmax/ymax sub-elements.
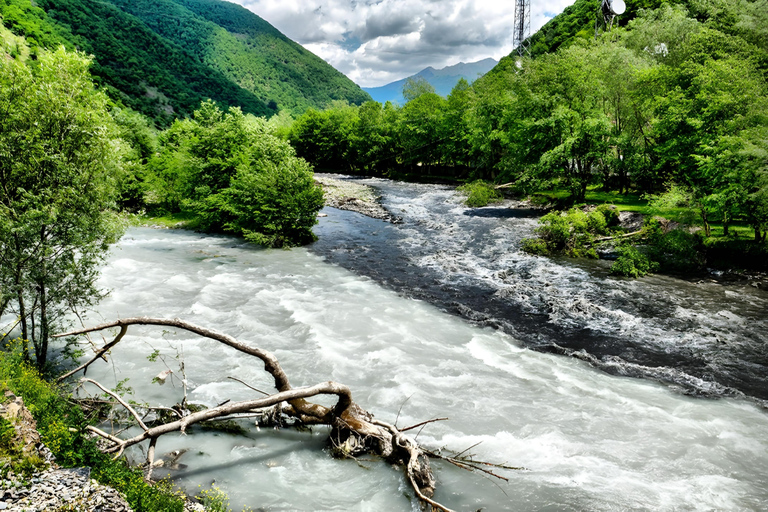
<box><xmin>0</xmin><ymin>341</ymin><xmax>189</xmax><ymax>511</ymax></box>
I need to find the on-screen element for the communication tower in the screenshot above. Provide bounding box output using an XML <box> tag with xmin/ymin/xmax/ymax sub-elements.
<box><xmin>513</xmin><ymin>0</ymin><xmax>531</xmax><ymax>57</ymax></box>
<box><xmin>595</xmin><ymin>0</ymin><xmax>626</xmax><ymax>38</ymax></box>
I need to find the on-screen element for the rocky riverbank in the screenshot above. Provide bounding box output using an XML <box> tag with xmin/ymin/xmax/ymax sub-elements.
<box><xmin>0</xmin><ymin>394</ymin><xmax>203</xmax><ymax>512</ymax></box>
<box><xmin>315</xmin><ymin>174</ymin><xmax>401</xmax><ymax>223</ymax></box>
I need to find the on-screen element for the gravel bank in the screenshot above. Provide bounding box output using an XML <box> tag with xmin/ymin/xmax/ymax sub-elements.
<box><xmin>315</xmin><ymin>175</ymin><xmax>401</xmax><ymax>223</ymax></box>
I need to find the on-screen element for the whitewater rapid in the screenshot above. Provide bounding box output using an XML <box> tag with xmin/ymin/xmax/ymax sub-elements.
<box><xmin>73</xmin><ymin>176</ymin><xmax>768</xmax><ymax>510</ymax></box>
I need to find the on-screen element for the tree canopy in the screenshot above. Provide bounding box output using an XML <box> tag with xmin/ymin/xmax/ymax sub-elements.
<box><xmin>0</xmin><ymin>46</ymin><xmax>125</xmax><ymax>366</ymax></box>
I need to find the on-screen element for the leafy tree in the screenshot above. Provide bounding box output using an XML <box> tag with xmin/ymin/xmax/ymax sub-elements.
<box><xmin>147</xmin><ymin>101</ymin><xmax>324</xmax><ymax>247</ymax></box>
<box><xmin>397</xmin><ymin>91</ymin><xmax>447</xmax><ymax>171</ymax></box>
<box><xmin>289</xmin><ymin>102</ymin><xmax>359</xmax><ymax>172</ymax></box>
<box><xmin>219</xmin><ymin>155</ymin><xmax>324</xmax><ymax>247</ymax></box>
<box><xmin>350</xmin><ymin>101</ymin><xmax>399</xmax><ymax>175</ymax></box>
<box><xmin>503</xmin><ymin>45</ymin><xmax>614</xmax><ymax>201</ymax></box>
<box><xmin>0</xmin><ymin>47</ymin><xmax>125</xmax><ymax>366</ymax></box>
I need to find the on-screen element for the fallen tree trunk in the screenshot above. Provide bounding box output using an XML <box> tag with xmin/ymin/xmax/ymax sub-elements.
<box><xmin>55</xmin><ymin>317</ymin><xmax>511</xmax><ymax>511</ymax></box>
<box><xmin>592</xmin><ymin>229</ymin><xmax>644</xmax><ymax>243</ymax></box>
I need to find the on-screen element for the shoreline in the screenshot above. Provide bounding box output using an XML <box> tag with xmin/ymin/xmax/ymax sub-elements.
<box><xmin>314</xmin><ymin>174</ymin><xmax>401</xmax><ymax>223</ymax></box>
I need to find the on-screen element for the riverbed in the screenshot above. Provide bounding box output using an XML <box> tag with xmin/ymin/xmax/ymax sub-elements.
<box><xmin>79</xmin><ymin>176</ymin><xmax>768</xmax><ymax>511</ymax></box>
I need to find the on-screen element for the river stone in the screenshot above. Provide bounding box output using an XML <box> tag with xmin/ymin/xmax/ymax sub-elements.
<box><xmin>0</xmin><ymin>397</ymin><xmax>204</xmax><ymax>512</ymax></box>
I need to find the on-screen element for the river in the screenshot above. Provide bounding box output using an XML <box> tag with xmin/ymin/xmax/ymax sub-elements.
<box><xmin>80</xmin><ymin>176</ymin><xmax>768</xmax><ymax>511</ymax></box>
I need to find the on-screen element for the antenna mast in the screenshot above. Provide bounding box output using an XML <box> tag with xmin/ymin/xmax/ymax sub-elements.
<box><xmin>595</xmin><ymin>0</ymin><xmax>626</xmax><ymax>39</ymax></box>
<box><xmin>513</xmin><ymin>0</ymin><xmax>531</xmax><ymax>57</ymax></box>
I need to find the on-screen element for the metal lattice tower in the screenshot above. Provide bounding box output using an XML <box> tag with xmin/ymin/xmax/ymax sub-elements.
<box><xmin>513</xmin><ymin>0</ymin><xmax>531</xmax><ymax>57</ymax></box>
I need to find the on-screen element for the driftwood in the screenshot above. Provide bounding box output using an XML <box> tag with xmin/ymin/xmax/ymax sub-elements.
<box><xmin>55</xmin><ymin>317</ymin><xmax>514</xmax><ymax>511</ymax></box>
<box><xmin>592</xmin><ymin>229</ymin><xmax>644</xmax><ymax>243</ymax></box>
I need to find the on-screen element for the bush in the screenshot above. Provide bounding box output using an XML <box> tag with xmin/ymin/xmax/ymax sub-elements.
<box><xmin>521</xmin><ymin>237</ymin><xmax>549</xmax><ymax>255</ymax></box>
<box><xmin>644</xmin><ymin>218</ymin><xmax>705</xmax><ymax>270</ymax></box>
<box><xmin>458</xmin><ymin>180</ymin><xmax>503</xmax><ymax>207</ymax></box>
<box><xmin>220</xmin><ymin>158</ymin><xmax>325</xmax><ymax>248</ymax></box>
<box><xmin>595</xmin><ymin>204</ymin><xmax>620</xmax><ymax>227</ymax></box>
<box><xmin>523</xmin><ymin>207</ymin><xmax>616</xmax><ymax>257</ymax></box>
<box><xmin>610</xmin><ymin>246</ymin><xmax>659</xmax><ymax>277</ymax></box>
<box><xmin>146</xmin><ymin>102</ymin><xmax>325</xmax><ymax>248</ymax></box>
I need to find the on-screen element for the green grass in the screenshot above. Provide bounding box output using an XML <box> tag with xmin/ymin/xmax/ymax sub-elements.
<box><xmin>0</xmin><ymin>341</ymin><xmax>188</xmax><ymax>511</ymax></box>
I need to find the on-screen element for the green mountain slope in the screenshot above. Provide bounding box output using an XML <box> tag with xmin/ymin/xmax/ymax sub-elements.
<box><xmin>106</xmin><ymin>0</ymin><xmax>370</xmax><ymax>114</ymax></box>
<box><xmin>491</xmin><ymin>0</ymin><xmax>766</xmax><ymax>77</ymax></box>
<box><xmin>0</xmin><ymin>0</ymin><xmax>370</xmax><ymax>125</ymax></box>
<box><xmin>1</xmin><ymin>0</ymin><xmax>273</xmax><ymax>125</ymax></box>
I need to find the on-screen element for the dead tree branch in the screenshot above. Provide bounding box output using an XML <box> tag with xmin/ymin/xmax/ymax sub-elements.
<box><xmin>59</xmin><ymin>317</ymin><xmax>514</xmax><ymax>510</ymax></box>
<box><xmin>402</xmin><ymin>417</ymin><xmax>449</xmax><ymax>432</ymax></box>
<box><xmin>592</xmin><ymin>229</ymin><xmax>644</xmax><ymax>243</ymax></box>
<box><xmin>57</xmin><ymin>325</ymin><xmax>128</xmax><ymax>382</ymax></box>
<box><xmin>79</xmin><ymin>378</ymin><xmax>148</xmax><ymax>432</ymax></box>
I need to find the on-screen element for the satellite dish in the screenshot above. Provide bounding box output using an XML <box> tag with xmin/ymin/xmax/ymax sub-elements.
<box><xmin>610</xmin><ymin>0</ymin><xmax>626</xmax><ymax>15</ymax></box>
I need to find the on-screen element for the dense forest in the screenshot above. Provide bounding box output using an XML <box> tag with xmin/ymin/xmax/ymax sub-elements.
<box><xmin>0</xmin><ymin>0</ymin><xmax>370</xmax><ymax>126</ymax></box>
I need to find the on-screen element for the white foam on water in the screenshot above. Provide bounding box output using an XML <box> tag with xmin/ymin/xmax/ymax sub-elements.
<box><xmin>70</xmin><ymin>227</ymin><xmax>768</xmax><ymax>512</ymax></box>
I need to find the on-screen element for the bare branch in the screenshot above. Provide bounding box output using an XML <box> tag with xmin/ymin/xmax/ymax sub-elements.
<box><xmin>55</xmin><ymin>317</ymin><xmax>293</xmax><ymax>392</ymax></box>
<box><xmin>55</xmin><ymin>317</ymin><xmax>331</xmax><ymax>422</ymax></box>
<box><xmin>227</xmin><ymin>376</ymin><xmax>270</xmax><ymax>396</ymax></box>
<box><xmin>80</xmin><ymin>378</ymin><xmax>149</xmax><ymax>432</ymax></box>
<box><xmin>401</xmin><ymin>417</ymin><xmax>449</xmax><ymax>432</ymax></box>
<box><xmin>57</xmin><ymin>325</ymin><xmax>128</xmax><ymax>382</ymax></box>
<box><xmin>101</xmin><ymin>381</ymin><xmax>353</xmax><ymax>454</ymax></box>
<box><xmin>146</xmin><ymin>437</ymin><xmax>158</xmax><ymax>482</ymax></box>
<box><xmin>86</xmin><ymin>425</ymin><xmax>124</xmax><ymax>447</ymax></box>
<box><xmin>394</xmin><ymin>393</ymin><xmax>413</xmax><ymax>428</ymax></box>
<box><xmin>454</xmin><ymin>441</ymin><xmax>482</xmax><ymax>459</ymax></box>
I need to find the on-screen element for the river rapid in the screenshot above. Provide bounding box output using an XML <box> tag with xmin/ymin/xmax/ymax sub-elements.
<box><xmin>80</xmin><ymin>176</ymin><xmax>768</xmax><ymax>511</ymax></box>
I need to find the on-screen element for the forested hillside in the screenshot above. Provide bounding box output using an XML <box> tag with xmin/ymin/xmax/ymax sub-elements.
<box><xmin>287</xmin><ymin>0</ymin><xmax>768</xmax><ymax>268</ymax></box>
<box><xmin>105</xmin><ymin>0</ymin><xmax>370</xmax><ymax>114</ymax></box>
<box><xmin>0</xmin><ymin>0</ymin><xmax>370</xmax><ymax>126</ymax></box>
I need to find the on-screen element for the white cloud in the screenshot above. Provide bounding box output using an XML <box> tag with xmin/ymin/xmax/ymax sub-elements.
<box><xmin>232</xmin><ymin>0</ymin><xmax>577</xmax><ymax>87</ymax></box>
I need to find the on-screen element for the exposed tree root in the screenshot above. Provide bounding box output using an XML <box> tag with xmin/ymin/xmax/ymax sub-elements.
<box><xmin>54</xmin><ymin>317</ymin><xmax>517</xmax><ymax>510</ymax></box>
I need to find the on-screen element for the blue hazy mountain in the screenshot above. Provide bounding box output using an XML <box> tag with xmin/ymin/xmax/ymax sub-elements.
<box><xmin>362</xmin><ymin>58</ymin><xmax>498</xmax><ymax>105</ymax></box>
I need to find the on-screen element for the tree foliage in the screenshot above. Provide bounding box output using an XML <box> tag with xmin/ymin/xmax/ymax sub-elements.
<box><xmin>145</xmin><ymin>101</ymin><xmax>324</xmax><ymax>248</ymax></box>
<box><xmin>0</xmin><ymin>46</ymin><xmax>125</xmax><ymax>366</ymax></box>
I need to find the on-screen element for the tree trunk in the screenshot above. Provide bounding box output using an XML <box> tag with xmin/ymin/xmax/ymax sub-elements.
<box><xmin>17</xmin><ymin>288</ymin><xmax>28</xmax><ymax>352</ymax></box>
<box><xmin>37</xmin><ymin>280</ymin><xmax>48</xmax><ymax>367</ymax></box>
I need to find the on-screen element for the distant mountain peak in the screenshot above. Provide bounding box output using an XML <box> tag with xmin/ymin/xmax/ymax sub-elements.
<box><xmin>362</xmin><ymin>58</ymin><xmax>497</xmax><ymax>105</ymax></box>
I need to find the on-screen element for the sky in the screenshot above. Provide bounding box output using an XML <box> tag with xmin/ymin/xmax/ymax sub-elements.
<box><xmin>228</xmin><ymin>0</ymin><xmax>577</xmax><ymax>87</ymax></box>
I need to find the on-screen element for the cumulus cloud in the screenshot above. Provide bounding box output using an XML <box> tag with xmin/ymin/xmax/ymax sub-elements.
<box><xmin>232</xmin><ymin>0</ymin><xmax>577</xmax><ymax>87</ymax></box>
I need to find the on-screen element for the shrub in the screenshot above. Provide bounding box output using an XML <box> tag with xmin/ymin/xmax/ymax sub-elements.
<box><xmin>644</xmin><ymin>218</ymin><xmax>705</xmax><ymax>270</ymax></box>
<box><xmin>521</xmin><ymin>237</ymin><xmax>549</xmax><ymax>255</ymax></box>
<box><xmin>525</xmin><ymin>207</ymin><xmax>615</xmax><ymax>257</ymax></box>
<box><xmin>610</xmin><ymin>246</ymin><xmax>659</xmax><ymax>277</ymax></box>
<box><xmin>458</xmin><ymin>180</ymin><xmax>503</xmax><ymax>207</ymax></box>
<box><xmin>595</xmin><ymin>204</ymin><xmax>620</xmax><ymax>227</ymax></box>
<box><xmin>220</xmin><ymin>158</ymin><xmax>325</xmax><ymax>248</ymax></box>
